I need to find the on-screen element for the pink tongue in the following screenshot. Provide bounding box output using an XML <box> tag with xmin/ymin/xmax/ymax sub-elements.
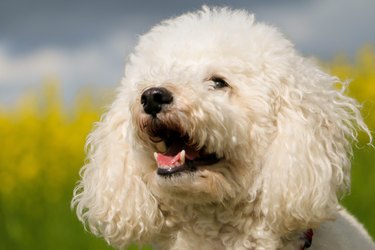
<box><xmin>155</xmin><ymin>141</ymin><xmax>200</xmax><ymax>167</ymax></box>
<box><xmin>156</xmin><ymin>152</ymin><xmax>182</xmax><ymax>166</ymax></box>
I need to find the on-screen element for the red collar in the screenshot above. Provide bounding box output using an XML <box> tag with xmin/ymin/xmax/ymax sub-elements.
<box><xmin>300</xmin><ymin>229</ymin><xmax>314</xmax><ymax>250</ymax></box>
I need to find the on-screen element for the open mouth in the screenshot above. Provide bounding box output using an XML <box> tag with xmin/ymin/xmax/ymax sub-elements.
<box><xmin>151</xmin><ymin>130</ymin><xmax>220</xmax><ymax>177</ymax></box>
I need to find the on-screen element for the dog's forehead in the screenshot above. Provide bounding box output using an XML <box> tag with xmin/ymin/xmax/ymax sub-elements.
<box><xmin>124</xmin><ymin>8</ymin><xmax>295</xmax><ymax>89</ymax></box>
<box><xmin>138</xmin><ymin>15</ymin><xmax>257</xmax><ymax>63</ymax></box>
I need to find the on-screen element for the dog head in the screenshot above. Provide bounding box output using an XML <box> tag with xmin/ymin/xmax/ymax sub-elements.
<box><xmin>72</xmin><ymin>7</ymin><xmax>370</xmax><ymax>248</ymax></box>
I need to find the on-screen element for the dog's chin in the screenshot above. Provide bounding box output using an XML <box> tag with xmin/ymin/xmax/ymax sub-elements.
<box><xmin>148</xmin><ymin>161</ymin><xmax>236</xmax><ymax>203</ymax></box>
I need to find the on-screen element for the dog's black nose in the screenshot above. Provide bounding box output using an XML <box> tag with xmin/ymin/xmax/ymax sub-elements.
<box><xmin>141</xmin><ymin>87</ymin><xmax>173</xmax><ymax>116</ymax></box>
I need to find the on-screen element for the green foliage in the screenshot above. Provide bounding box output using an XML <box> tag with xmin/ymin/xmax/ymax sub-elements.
<box><xmin>0</xmin><ymin>49</ymin><xmax>374</xmax><ymax>249</ymax></box>
<box><xmin>0</xmin><ymin>83</ymin><xmax>111</xmax><ymax>250</ymax></box>
<box><xmin>329</xmin><ymin>46</ymin><xmax>375</xmax><ymax>238</ymax></box>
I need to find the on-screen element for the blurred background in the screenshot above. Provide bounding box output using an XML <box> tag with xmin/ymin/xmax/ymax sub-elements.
<box><xmin>0</xmin><ymin>0</ymin><xmax>374</xmax><ymax>249</ymax></box>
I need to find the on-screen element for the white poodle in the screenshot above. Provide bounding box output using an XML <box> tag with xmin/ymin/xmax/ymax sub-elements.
<box><xmin>72</xmin><ymin>7</ymin><xmax>375</xmax><ymax>250</ymax></box>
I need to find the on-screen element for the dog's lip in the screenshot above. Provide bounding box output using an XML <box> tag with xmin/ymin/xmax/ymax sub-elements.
<box><xmin>156</xmin><ymin>153</ymin><xmax>221</xmax><ymax>176</ymax></box>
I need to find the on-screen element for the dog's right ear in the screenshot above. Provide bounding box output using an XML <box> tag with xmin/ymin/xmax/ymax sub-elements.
<box><xmin>258</xmin><ymin>63</ymin><xmax>371</xmax><ymax>234</ymax></box>
<box><xmin>71</xmin><ymin>96</ymin><xmax>164</xmax><ymax>248</ymax></box>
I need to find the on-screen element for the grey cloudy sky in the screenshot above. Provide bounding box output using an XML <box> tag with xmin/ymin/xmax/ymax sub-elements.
<box><xmin>1</xmin><ymin>0</ymin><xmax>374</xmax><ymax>105</ymax></box>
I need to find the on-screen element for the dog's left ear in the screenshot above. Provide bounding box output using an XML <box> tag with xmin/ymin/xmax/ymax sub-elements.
<box><xmin>72</xmin><ymin>94</ymin><xmax>164</xmax><ymax>248</ymax></box>
<box><xmin>260</xmin><ymin>62</ymin><xmax>371</xmax><ymax>233</ymax></box>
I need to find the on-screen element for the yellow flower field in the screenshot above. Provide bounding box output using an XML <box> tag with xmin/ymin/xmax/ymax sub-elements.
<box><xmin>0</xmin><ymin>48</ymin><xmax>374</xmax><ymax>249</ymax></box>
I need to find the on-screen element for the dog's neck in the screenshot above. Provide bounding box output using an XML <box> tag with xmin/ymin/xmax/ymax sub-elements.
<box><xmin>156</xmin><ymin>199</ymin><xmax>308</xmax><ymax>249</ymax></box>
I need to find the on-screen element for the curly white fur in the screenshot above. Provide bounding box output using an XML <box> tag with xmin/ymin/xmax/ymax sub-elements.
<box><xmin>72</xmin><ymin>7</ymin><xmax>375</xmax><ymax>250</ymax></box>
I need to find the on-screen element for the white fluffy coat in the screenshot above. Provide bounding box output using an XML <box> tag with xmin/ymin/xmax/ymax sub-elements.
<box><xmin>72</xmin><ymin>7</ymin><xmax>375</xmax><ymax>250</ymax></box>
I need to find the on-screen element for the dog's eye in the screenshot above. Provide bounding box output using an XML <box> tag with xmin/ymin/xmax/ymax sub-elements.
<box><xmin>210</xmin><ymin>77</ymin><xmax>229</xmax><ymax>89</ymax></box>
